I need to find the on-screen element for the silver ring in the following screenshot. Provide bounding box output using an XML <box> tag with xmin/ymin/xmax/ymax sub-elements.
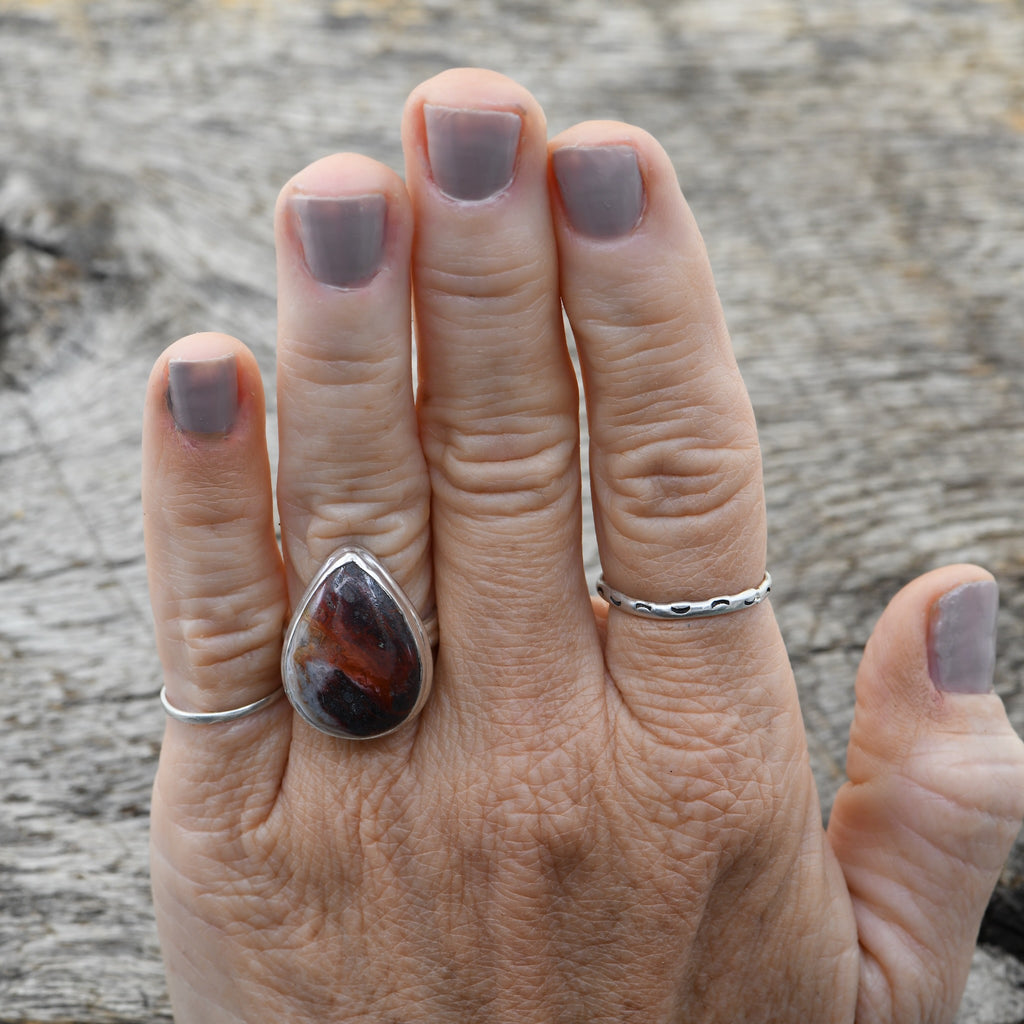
<box><xmin>160</xmin><ymin>684</ymin><xmax>284</xmax><ymax>724</ymax></box>
<box><xmin>596</xmin><ymin>571</ymin><xmax>772</xmax><ymax>620</ymax></box>
<box><xmin>281</xmin><ymin>545</ymin><xmax>434</xmax><ymax>740</ymax></box>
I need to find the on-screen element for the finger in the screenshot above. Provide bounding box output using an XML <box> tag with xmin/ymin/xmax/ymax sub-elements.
<box><xmin>142</xmin><ymin>333</ymin><xmax>290</xmax><ymax>803</ymax></box>
<box><xmin>274</xmin><ymin>154</ymin><xmax>431</xmax><ymax>613</ymax></box>
<box><xmin>274</xmin><ymin>156</ymin><xmax>437</xmax><ymax>748</ymax></box>
<box><xmin>550</xmin><ymin>122</ymin><xmax>780</xmax><ymax>718</ymax></box>
<box><xmin>401</xmin><ymin>69</ymin><xmax>599</xmax><ymax>717</ymax></box>
<box><xmin>828</xmin><ymin>565</ymin><xmax>1024</xmax><ymax>1022</ymax></box>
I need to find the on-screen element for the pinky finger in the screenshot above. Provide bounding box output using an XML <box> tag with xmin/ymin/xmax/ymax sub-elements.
<box><xmin>142</xmin><ymin>333</ymin><xmax>290</xmax><ymax>801</ymax></box>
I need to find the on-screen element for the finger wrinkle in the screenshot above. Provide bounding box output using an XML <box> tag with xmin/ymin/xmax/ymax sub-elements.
<box><xmin>430</xmin><ymin>435</ymin><xmax>578</xmax><ymax>512</ymax></box>
<box><xmin>420</xmin><ymin>292</ymin><xmax>558</xmax><ymax>350</ymax></box>
<box><xmin>166</xmin><ymin>602</ymin><xmax>286</xmax><ymax>671</ymax></box>
<box><xmin>422</xmin><ymin>377</ymin><xmax>577</xmax><ymax>424</ymax></box>
<box><xmin>283</xmin><ymin>357</ymin><xmax>410</xmax><ymax>391</ymax></box>
<box><xmin>568</xmin><ymin>271</ymin><xmax>723</xmax><ymax>334</ymax></box>
<box><xmin>416</xmin><ymin>252</ymin><xmax>550</xmax><ymax>305</ymax></box>
<box><xmin>300</xmin><ymin>496</ymin><xmax>430</xmax><ymax>535</ymax></box>
<box><xmin>597</xmin><ymin>442</ymin><xmax>761</xmax><ymax>523</ymax></box>
<box><xmin>572</xmin><ymin>300</ymin><xmax>725</xmax><ymax>342</ymax></box>
<box><xmin>156</xmin><ymin>467</ymin><xmax>267</xmax><ymax>529</ymax></box>
<box><xmin>591</xmin><ymin>340</ymin><xmax>741</xmax><ymax>392</ymax></box>
<box><xmin>591</xmin><ymin>398</ymin><xmax>757</xmax><ymax>448</ymax></box>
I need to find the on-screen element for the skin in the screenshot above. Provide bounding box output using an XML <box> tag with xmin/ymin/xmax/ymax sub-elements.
<box><xmin>142</xmin><ymin>69</ymin><xmax>1024</xmax><ymax>1023</ymax></box>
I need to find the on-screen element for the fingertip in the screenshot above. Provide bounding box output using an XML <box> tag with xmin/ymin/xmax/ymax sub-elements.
<box><xmin>849</xmin><ymin>564</ymin><xmax>1024</xmax><ymax>809</ymax></box>
<box><xmin>548</xmin><ymin>121</ymin><xmax>691</xmax><ymax>246</ymax></box>
<box><xmin>275</xmin><ymin>152</ymin><xmax>408</xmax><ymax>211</ymax></box>
<box><xmin>274</xmin><ymin>154</ymin><xmax>411</xmax><ymax>294</ymax></box>
<box><xmin>154</xmin><ymin>330</ymin><xmax>256</xmax><ymax>374</ymax></box>
<box><xmin>143</xmin><ymin>331</ymin><xmax>272</xmax><ymax>541</ymax></box>
<box><xmin>548</xmin><ymin>120</ymin><xmax>666</xmax><ymax>173</ymax></box>
<box><xmin>856</xmin><ymin>564</ymin><xmax>999</xmax><ymax>726</ymax></box>
<box><xmin>146</xmin><ymin>332</ymin><xmax>265</xmax><ymax>441</ymax></box>
<box><xmin>401</xmin><ymin>68</ymin><xmax>547</xmax><ymax>208</ymax></box>
<box><xmin>928</xmin><ymin>574</ymin><xmax>998</xmax><ymax>696</ymax></box>
<box><xmin>402</xmin><ymin>66</ymin><xmax>544</xmax><ymax>137</ymax></box>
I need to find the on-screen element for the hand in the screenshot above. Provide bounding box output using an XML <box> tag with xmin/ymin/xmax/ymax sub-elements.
<box><xmin>142</xmin><ymin>68</ymin><xmax>1024</xmax><ymax>1023</ymax></box>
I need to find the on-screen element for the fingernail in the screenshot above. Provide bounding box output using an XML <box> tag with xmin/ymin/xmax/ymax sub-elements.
<box><xmin>167</xmin><ymin>354</ymin><xmax>238</xmax><ymax>434</ymax></box>
<box><xmin>423</xmin><ymin>105</ymin><xmax>521</xmax><ymax>201</ymax></box>
<box><xmin>291</xmin><ymin>193</ymin><xmax>387</xmax><ymax>288</ymax></box>
<box><xmin>928</xmin><ymin>580</ymin><xmax>998</xmax><ymax>693</ymax></box>
<box><xmin>552</xmin><ymin>145</ymin><xmax>645</xmax><ymax>238</ymax></box>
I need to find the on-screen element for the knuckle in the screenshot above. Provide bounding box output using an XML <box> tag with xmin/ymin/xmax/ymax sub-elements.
<box><xmin>601</xmin><ymin>432</ymin><xmax>762</xmax><ymax>528</ymax></box>
<box><xmin>426</xmin><ymin>424</ymin><xmax>578</xmax><ymax>516</ymax></box>
<box><xmin>173</xmin><ymin>591</ymin><xmax>286</xmax><ymax>676</ymax></box>
<box><xmin>301</xmin><ymin>479</ymin><xmax>431</xmax><ymax>541</ymax></box>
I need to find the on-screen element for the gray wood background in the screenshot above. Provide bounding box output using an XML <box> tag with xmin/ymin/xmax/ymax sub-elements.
<box><xmin>1</xmin><ymin>0</ymin><xmax>1023</xmax><ymax>1020</ymax></box>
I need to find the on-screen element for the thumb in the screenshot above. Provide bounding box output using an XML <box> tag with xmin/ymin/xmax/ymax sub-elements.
<box><xmin>827</xmin><ymin>565</ymin><xmax>1024</xmax><ymax>1024</ymax></box>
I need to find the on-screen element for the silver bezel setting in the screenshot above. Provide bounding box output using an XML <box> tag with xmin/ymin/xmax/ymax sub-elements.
<box><xmin>281</xmin><ymin>545</ymin><xmax>434</xmax><ymax>739</ymax></box>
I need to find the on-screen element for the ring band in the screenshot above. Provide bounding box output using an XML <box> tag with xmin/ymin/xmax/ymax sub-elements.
<box><xmin>596</xmin><ymin>571</ymin><xmax>772</xmax><ymax>620</ymax></box>
<box><xmin>160</xmin><ymin>684</ymin><xmax>285</xmax><ymax>724</ymax></box>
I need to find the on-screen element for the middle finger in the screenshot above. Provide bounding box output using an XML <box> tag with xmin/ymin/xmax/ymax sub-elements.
<box><xmin>403</xmin><ymin>69</ymin><xmax>600</xmax><ymax>719</ymax></box>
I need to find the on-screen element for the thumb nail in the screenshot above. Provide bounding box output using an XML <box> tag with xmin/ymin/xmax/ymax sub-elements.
<box><xmin>928</xmin><ymin>580</ymin><xmax>998</xmax><ymax>694</ymax></box>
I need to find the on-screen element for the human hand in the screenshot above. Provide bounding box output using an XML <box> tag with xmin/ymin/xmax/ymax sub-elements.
<box><xmin>142</xmin><ymin>68</ymin><xmax>1024</xmax><ymax>1023</ymax></box>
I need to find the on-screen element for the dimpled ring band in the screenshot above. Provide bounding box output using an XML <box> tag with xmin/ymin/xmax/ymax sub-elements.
<box><xmin>596</xmin><ymin>571</ymin><xmax>772</xmax><ymax>620</ymax></box>
<box><xmin>160</xmin><ymin>684</ymin><xmax>285</xmax><ymax>724</ymax></box>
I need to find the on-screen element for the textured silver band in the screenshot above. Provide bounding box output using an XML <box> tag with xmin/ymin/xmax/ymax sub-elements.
<box><xmin>159</xmin><ymin>684</ymin><xmax>285</xmax><ymax>724</ymax></box>
<box><xmin>596</xmin><ymin>571</ymin><xmax>772</xmax><ymax>620</ymax></box>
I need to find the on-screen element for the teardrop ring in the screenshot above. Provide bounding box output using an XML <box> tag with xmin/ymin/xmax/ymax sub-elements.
<box><xmin>280</xmin><ymin>546</ymin><xmax>434</xmax><ymax>740</ymax></box>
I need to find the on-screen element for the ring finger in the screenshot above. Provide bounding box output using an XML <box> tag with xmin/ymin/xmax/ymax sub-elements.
<box><xmin>550</xmin><ymin>123</ymin><xmax>781</xmax><ymax>717</ymax></box>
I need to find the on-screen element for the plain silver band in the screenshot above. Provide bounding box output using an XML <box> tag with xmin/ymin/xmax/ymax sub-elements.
<box><xmin>596</xmin><ymin>571</ymin><xmax>772</xmax><ymax>620</ymax></box>
<box><xmin>160</xmin><ymin>685</ymin><xmax>285</xmax><ymax>724</ymax></box>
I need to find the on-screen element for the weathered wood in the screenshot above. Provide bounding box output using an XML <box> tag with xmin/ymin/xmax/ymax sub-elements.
<box><xmin>1</xmin><ymin>1</ymin><xmax>1023</xmax><ymax>1020</ymax></box>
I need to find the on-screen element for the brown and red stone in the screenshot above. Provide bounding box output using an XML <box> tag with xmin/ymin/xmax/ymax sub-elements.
<box><xmin>283</xmin><ymin>559</ymin><xmax>423</xmax><ymax>738</ymax></box>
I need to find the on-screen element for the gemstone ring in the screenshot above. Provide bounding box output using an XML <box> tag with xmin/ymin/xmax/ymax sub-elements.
<box><xmin>280</xmin><ymin>545</ymin><xmax>434</xmax><ymax>739</ymax></box>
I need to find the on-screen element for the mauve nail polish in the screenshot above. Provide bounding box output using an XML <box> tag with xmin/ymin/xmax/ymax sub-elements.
<box><xmin>168</xmin><ymin>353</ymin><xmax>238</xmax><ymax>434</ymax></box>
<box><xmin>552</xmin><ymin>146</ymin><xmax>645</xmax><ymax>238</ymax></box>
<box><xmin>423</xmin><ymin>105</ymin><xmax>521</xmax><ymax>201</ymax></box>
<box><xmin>928</xmin><ymin>580</ymin><xmax>999</xmax><ymax>694</ymax></box>
<box><xmin>291</xmin><ymin>194</ymin><xmax>387</xmax><ymax>288</ymax></box>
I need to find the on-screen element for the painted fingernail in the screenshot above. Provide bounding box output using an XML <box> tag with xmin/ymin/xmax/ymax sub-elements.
<box><xmin>424</xmin><ymin>105</ymin><xmax>521</xmax><ymax>201</ymax></box>
<box><xmin>291</xmin><ymin>194</ymin><xmax>387</xmax><ymax>288</ymax></box>
<box><xmin>928</xmin><ymin>580</ymin><xmax>998</xmax><ymax>693</ymax></box>
<box><xmin>552</xmin><ymin>145</ymin><xmax>645</xmax><ymax>238</ymax></box>
<box><xmin>168</xmin><ymin>354</ymin><xmax>238</xmax><ymax>435</ymax></box>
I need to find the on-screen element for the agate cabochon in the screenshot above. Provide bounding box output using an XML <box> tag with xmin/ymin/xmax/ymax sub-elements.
<box><xmin>282</xmin><ymin>548</ymin><xmax>431</xmax><ymax>739</ymax></box>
